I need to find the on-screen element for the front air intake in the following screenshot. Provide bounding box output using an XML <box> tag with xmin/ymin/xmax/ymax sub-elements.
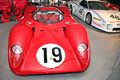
<box><xmin>112</xmin><ymin>28</ymin><xmax>120</xmax><ymax>31</ymax></box>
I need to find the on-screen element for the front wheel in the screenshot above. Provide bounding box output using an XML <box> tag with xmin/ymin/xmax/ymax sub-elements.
<box><xmin>85</xmin><ymin>13</ymin><xmax>92</xmax><ymax>25</ymax></box>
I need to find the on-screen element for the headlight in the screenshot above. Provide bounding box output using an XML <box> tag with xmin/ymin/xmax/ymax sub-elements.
<box><xmin>78</xmin><ymin>43</ymin><xmax>87</xmax><ymax>52</ymax></box>
<box><xmin>117</xmin><ymin>24</ymin><xmax>120</xmax><ymax>26</ymax></box>
<box><xmin>107</xmin><ymin>24</ymin><xmax>113</xmax><ymax>30</ymax></box>
<box><xmin>12</xmin><ymin>45</ymin><xmax>23</xmax><ymax>54</ymax></box>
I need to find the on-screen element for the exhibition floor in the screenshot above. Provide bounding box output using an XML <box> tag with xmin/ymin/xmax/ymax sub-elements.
<box><xmin>0</xmin><ymin>14</ymin><xmax>120</xmax><ymax>80</ymax></box>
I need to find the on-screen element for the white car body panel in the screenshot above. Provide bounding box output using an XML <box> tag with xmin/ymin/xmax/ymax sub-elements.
<box><xmin>68</xmin><ymin>0</ymin><xmax>120</xmax><ymax>32</ymax></box>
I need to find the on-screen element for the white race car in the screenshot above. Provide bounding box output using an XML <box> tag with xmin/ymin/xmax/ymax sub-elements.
<box><xmin>68</xmin><ymin>0</ymin><xmax>120</xmax><ymax>32</ymax></box>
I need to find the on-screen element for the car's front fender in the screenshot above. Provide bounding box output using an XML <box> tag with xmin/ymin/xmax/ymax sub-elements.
<box><xmin>65</xmin><ymin>24</ymin><xmax>90</xmax><ymax>71</ymax></box>
<box><xmin>8</xmin><ymin>24</ymin><xmax>33</xmax><ymax>74</ymax></box>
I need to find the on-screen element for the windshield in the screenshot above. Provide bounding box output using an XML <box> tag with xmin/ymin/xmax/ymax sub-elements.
<box><xmin>33</xmin><ymin>10</ymin><xmax>64</xmax><ymax>23</ymax></box>
<box><xmin>88</xmin><ymin>1</ymin><xmax>109</xmax><ymax>10</ymax></box>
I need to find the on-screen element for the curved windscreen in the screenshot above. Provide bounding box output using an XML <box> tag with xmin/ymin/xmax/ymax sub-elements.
<box><xmin>88</xmin><ymin>1</ymin><xmax>109</xmax><ymax>10</ymax></box>
<box><xmin>33</xmin><ymin>10</ymin><xmax>64</xmax><ymax>23</ymax></box>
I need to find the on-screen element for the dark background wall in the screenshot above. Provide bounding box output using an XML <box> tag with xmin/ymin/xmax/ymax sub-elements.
<box><xmin>108</xmin><ymin>0</ymin><xmax>120</xmax><ymax>6</ymax></box>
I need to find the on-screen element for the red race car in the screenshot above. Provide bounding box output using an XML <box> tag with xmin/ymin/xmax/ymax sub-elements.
<box><xmin>101</xmin><ymin>0</ymin><xmax>120</xmax><ymax>11</ymax></box>
<box><xmin>8</xmin><ymin>6</ymin><xmax>90</xmax><ymax>75</ymax></box>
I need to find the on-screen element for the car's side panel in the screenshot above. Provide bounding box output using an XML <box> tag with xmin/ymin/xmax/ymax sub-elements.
<box><xmin>90</xmin><ymin>10</ymin><xmax>107</xmax><ymax>31</ymax></box>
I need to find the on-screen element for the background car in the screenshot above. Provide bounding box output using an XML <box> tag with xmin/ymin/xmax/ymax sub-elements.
<box><xmin>8</xmin><ymin>6</ymin><xmax>90</xmax><ymax>75</ymax></box>
<box><xmin>68</xmin><ymin>0</ymin><xmax>120</xmax><ymax>32</ymax></box>
<box><xmin>101</xmin><ymin>0</ymin><xmax>120</xmax><ymax>11</ymax></box>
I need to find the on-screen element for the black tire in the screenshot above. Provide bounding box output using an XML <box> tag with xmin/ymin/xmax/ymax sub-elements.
<box><xmin>85</xmin><ymin>13</ymin><xmax>92</xmax><ymax>25</ymax></box>
<box><xmin>69</xmin><ymin>5</ymin><xmax>73</xmax><ymax>14</ymax></box>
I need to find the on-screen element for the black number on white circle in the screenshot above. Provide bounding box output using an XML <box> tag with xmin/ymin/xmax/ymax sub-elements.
<box><xmin>52</xmin><ymin>47</ymin><xmax>62</xmax><ymax>62</ymax></box>
<box><xmin>79</xmin><ymin>9</ymin><xmax>83</xmax><ymax>15</ymax></box>
<box><xmin>42</xmin><ymin>47</ymin><xmax>62</xmax><ymax>63</ymax></box>
<box><xmin>110</xmin><ymin>15</ymin><xmax>120</xmax><ymax>20</ymax></box>
<box><xmin>42</xmin><ymin>48</ymin><xmax>47</xmax><ymax>63</ymax></box>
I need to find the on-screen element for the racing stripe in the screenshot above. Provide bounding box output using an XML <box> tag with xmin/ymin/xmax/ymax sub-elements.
<box><xmin>92</xmin><ymin>10</ymin><xmax>106</xmax><ymax>23</ymax></box>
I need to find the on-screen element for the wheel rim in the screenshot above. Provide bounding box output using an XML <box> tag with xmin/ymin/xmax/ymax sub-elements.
<box><xmin>86</xmin><ymin>14</ymin><xmax>91</xmax><ymax>24</ymax></box>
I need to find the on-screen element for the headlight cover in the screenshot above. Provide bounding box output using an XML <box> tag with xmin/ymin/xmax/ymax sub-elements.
<box><xmin>78</xmin><ymin>43</ymin><xmax>87</xmax><ymax>52</ymax></box>
<box><xmin>12</xmin><ymin>45</ymin><xmax>23</xmax><ymax>54</ymax></box>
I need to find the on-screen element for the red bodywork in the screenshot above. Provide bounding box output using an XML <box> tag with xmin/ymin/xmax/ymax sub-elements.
<box><xmin>101</xmin><ymin>0</ymin><xmax>120</xmax><ymax>11</ymax></box>
<box><xmin>8</xmin><ymin>6</ymin><xmax>90</xmax><ymax>75</ymax></box>
<box><xmin>106</xmin><ymin>4</ymin><xmax>120</xmax><ymax>11</ymax></box>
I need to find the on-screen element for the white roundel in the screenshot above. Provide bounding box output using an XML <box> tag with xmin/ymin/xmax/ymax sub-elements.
<box><xmin>36</xmin><ymin>43</ymin><xmax>65</xmax><ymax>68</ymax></box>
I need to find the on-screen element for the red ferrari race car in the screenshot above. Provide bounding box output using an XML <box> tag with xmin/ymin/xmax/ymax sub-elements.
<box><xmin>101</xmin><ymin>0</ymin><xmax>120</xmax><ymax>11</ymax></box>
<box><xmin>8</xmin><ymin>6</ymin><xmax>90</xmax><ymax>75</ymax></box>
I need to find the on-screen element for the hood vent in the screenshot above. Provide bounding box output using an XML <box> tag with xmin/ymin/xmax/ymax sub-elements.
<box><xmin>32</xmin><ymin>27</ymin><xmax>35</xmax><ymax>31</ymax></box>
<box><xmin>63</xmin><ymin>27</ymin><xmax>66</xmax><ymax>31</ymax></box>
